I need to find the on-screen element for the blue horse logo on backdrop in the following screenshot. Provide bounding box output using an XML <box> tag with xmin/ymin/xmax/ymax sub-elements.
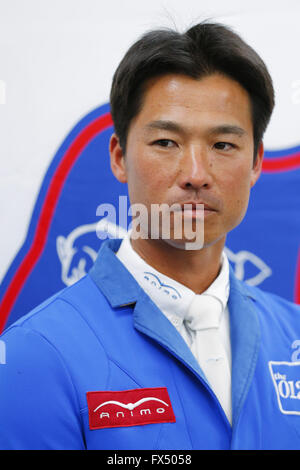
<box><xmin>0</xmin><ymin>103</ymin><xmax>299</xmax><ymax>331</ymax></box>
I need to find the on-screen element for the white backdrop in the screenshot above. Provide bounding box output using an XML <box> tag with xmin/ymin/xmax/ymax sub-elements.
<box><xmin>0</xmin><ymin>0</ymin><xmax>300</xmax><ymax>283</ymax></box>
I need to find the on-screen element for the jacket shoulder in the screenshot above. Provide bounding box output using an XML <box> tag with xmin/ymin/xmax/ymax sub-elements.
<box><xmin>246</xmin><ymin>282</ymin><xmax>300</xmax><ymax>312</ymax></box>
<box><xmin>2</xmin><ymin>274</ymin><xmax>108</xmax><ymax>335</ymax></box>
<box><xmin>0</xmin><ymin>275</ymin><xmax>111</xmax><ymax>380</ymax></box>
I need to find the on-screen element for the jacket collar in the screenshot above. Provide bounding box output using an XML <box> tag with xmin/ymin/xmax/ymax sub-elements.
<box><xmin>89</xmin><ymin>239</ymin><xmax>261</xmax><ymax>427</ymax></box>
<box><xmin>89</xmin><ymin>238</ymin><xmax>142</xmax><ymax>307</ymax></box>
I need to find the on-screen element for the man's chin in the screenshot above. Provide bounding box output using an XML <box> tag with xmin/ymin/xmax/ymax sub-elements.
<box><xmin>161</xmin><ymin>237</ymin><xmax>204</xmax><ymax>251</ymax></box>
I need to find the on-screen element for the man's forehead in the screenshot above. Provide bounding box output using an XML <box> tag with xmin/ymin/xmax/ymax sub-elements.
<box><xmin>142</xmin><ymin>72</ymin><xmax>249</xmax><ymax>99</ymax></box>
<box><xmin>126</xmin><ymin>73</ymin><xmax>254</xmax><ymax>141</ymax></box>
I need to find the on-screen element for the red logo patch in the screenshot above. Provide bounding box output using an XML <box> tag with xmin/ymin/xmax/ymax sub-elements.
<box><xmin>86</xmin><ymin>387</ymin><xmax>176</xmax><ymax>430</ymax></box>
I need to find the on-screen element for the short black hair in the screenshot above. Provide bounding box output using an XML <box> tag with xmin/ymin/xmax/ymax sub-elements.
<box><xmin>110</xmin><ymin>21</ymin><xmax>275</xmax><ymax>160</ymax></box>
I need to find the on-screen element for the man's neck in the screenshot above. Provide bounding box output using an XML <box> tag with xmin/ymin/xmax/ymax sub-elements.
<box><xmin>130</xmin><ymin>236</ymin><xmax>226</xmax><ymax>294</ymax></box>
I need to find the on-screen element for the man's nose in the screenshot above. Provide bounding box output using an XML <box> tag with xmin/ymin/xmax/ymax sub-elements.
<box><xmin>177</xmin><ymin>145</ymin><xmax>213</xmax><ymax>190</ymax></box>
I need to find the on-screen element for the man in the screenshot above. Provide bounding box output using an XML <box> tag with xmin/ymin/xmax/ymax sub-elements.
<box><xmin>1</xmin><ymin>21</ymin><xmax>300</xmax><ymax>450</ymax></box>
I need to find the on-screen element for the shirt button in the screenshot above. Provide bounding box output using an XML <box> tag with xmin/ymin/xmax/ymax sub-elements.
<box><xmin>171</xmin><ymin>317</ymin><xmax>180</xmax><ymax>327</ymax></box>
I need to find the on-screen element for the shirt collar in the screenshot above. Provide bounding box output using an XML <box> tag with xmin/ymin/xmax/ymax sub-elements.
<box><xmin>116</xmin><ymin>233</ymin><xmax>230</xmax><ymax>323</ymax></box>
<box><xmin>116</xmin><ymin>234</ymin><xmax>193</xmax><ymax>321</ymax></box>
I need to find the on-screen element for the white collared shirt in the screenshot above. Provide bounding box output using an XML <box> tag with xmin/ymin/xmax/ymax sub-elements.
<box><xmin>116</xmin><ymin>234</ymin><xmax>231</xmax><ymax>373</ymax></box>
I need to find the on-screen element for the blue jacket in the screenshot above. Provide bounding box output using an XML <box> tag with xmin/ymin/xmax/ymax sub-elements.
<box><xmin>1</xmin><ymin>238</ymin><xmax>300</xmax><ymax>450</ymax></box>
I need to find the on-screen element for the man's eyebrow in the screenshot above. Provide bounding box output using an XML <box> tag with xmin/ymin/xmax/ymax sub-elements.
<box><xmin>208</xmin><ymin>125</ymin><xmax>247</xmax><ymax>137</ymax></box>
<box><xmin>144</xmin><ymin>121</ymin><xmax>247</xmax><ymax>137</ymax></box>
<box><xmin>145</xmin><ymin>120</ymin><xmax>183</xmax><ymax>133</ymax></box>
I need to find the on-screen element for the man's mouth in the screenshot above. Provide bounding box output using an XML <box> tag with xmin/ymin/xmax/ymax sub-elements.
<box><xmin>179</xmin><ymin>201</ymin><xmax>217</xmax><ymax>218</ymax></box>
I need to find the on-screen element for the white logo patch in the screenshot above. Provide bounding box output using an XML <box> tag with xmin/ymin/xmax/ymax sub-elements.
<box><xmin>269</xmin><ymin>361</ymin><xmax>300</xmax><ymax>416</ymax></box>
<box><xmin>93</xmin><ymin>397</ymin><xmax>169</xmax><ymax>412</ymax></box>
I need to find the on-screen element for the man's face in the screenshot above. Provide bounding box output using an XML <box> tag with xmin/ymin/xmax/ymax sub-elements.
<box><xmin>110</xmin><ymin>73</ymin><xmax>264</xmax><ymax>248</ymax></box>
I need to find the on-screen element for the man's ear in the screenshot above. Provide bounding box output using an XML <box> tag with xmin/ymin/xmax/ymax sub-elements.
<box><xmin>109</xmin><ymin>133</ymin><xmax>127</xmax><ymax>183</ymax></box>
<box><xmin>250</xmin><ymin>141</ymin><xmax>264</xmax><ymax>188</ymax></box>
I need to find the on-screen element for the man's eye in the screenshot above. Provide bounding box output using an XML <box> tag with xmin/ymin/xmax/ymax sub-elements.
<box><xmin>214</xmin><ymin>142</ymin><xmax>235</xmax><ymax>151</ymax></box>
<box><xmin>153</xmin><ymin>139</ymin><xmax>175</xmax><ymax>147</ymax></box>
